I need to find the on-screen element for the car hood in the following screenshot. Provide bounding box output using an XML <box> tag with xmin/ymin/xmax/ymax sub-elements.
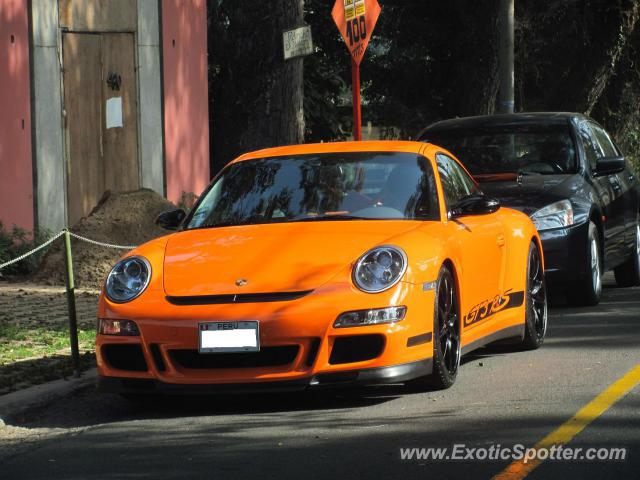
<box><xmin>163</xmin><ymin>221</ymin><xmax>421</xmax><ymax>297</ymax></box>
<box><xmin>479</xmin><ymin>174</ymin><xmax>581</xmax><ymax>216</ymax></box>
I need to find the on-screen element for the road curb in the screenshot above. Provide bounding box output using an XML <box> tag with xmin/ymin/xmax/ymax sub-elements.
<box><xmin>0</xmin><ymin>369</ymin><xmax>96</xmax><ymax>422</ymax></box>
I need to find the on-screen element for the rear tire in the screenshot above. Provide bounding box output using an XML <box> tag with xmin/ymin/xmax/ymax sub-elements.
<box><xmin>567</xmin><ymin>222</ymin><xmax>602</xmax><ymax>306</ymax></box>
<box><xmin>613</xmin><ymin>221</ymin><xmax>640</xmax><ymax>287</ymax></box>
<box><xmin>521</xmin><ymin>242</ymin><xmax>547</xmax><ymax>350</ymax></box>
<box><xmin>407</xmin><ymin>265</ymin><xmax>461</xmax><ymax>391</ymax></box>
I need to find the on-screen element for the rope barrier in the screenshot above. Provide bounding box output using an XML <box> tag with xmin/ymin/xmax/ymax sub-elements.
<box><xmin>0</xmin><ymin>229</ymin><xmax>137</xmax><ymax>271</ymax></box>
<box><xmin>66</xmin><ymin>231</ymin><xmax>137</xmax><ymax>250</ymax></box>
<box><xmin>0</xmin><ymin>230</ymin><xmax>66</xmax><ymax>270</ymax></box>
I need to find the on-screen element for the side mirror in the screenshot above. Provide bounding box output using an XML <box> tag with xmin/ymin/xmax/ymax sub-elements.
<box><xmin>450</xmin><ymin>194</ymin><xmax>501</xmax><ymax>219</ymax></box>
<box><xmin>155</xmin><ymin>209</ymin><xmax>186</xmax><ymax>230</ymax></box>
<box><xmin>595</xmin><ymin>156</ymin><xmax>626</xmax><ymax>176</ymax></box>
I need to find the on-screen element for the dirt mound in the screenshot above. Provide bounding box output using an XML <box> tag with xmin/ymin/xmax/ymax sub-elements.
<box><xmin>33</xmin><ymin>189</ymin><xmax>175</xmax><ymax>289</ymax></box>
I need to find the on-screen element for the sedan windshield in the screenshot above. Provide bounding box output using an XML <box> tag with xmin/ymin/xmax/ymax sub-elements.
<box><xmin>424</xmin><ymin>124</ymin><xmax>578</xmax><ymax>176</ymax></box>
<box><xmin>186</xmin><ymin>152</ymin><xmax>440</xmax><ymax>229</ymax></box>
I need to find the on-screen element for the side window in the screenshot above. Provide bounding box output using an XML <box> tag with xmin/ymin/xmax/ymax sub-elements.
<box><xmin>436</xmin><ymin>153</ymin><xmax>476</xmax><ymax>208</ymax></box>
<box><xmin>590</xmin><ymin>123</ymin><xmax>618</xmax><ymax>158</ymax></box>
<box><xmin>578</xmin><ymin>123</ymin><xmax>601</xmax><ymax>172</ymax></box>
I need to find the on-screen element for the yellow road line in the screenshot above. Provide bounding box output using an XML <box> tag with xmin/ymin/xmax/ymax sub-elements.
<box><xmin>492</xmin><ymin>364</ymin><xmax>640</xmax><ymax>480</ymax></box>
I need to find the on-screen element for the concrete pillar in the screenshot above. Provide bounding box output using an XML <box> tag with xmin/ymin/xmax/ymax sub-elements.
<box><xmin>137</xmin><ymin>0</ymin><xmax>165</xmax><ymax>196</ymax></box>
<box><xmin>32</xmin><ymin>0</ymin><xmax>66</xmax><ymax>232</ymax></box>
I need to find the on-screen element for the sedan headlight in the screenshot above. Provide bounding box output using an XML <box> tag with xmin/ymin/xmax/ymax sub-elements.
<box><xmin>105</xmin><ymin>256</ymin><xmax>151</xmax><ymax>303</ymax></box>
<box><xmin>530</xmin><ymin>200</ymin><xmax>574</xmax><ymax>232</ymax></box>
<box><xmin>352</xmin><ymin>245</ymin><xmax>407</xmax><ymax>293</ymax></box>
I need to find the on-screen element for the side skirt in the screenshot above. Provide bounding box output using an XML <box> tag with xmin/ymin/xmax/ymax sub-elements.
<box><xmin>461</xmin><ymin>324</ymin><xmax>525</xmax><ymax>356</ymax></box>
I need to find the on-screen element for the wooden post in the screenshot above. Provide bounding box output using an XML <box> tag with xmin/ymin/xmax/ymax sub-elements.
<box><xmin>63</xmin><ymin>230</ymin><xmax>81</xmax><ymax>378</ymax></box>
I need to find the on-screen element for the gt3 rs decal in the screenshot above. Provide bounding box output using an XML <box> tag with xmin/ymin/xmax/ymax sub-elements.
<box><xmin>464</xmin><ymin>290</ymin><xmax>525</xmax><ymax>327</ymax></box>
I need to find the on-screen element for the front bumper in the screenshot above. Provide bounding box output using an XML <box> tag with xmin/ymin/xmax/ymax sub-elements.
<box><xmin>96</xmin><ymin>280</ymin><xmax>436</xmax><ymax>390</ymax></box>
<box><xmin>97</xmin><ymin>358</ymin><xmax>433</xmax><ymax>395</ymax></box>
<box><xmin>539</xmin><ymin>221</ymin><xmax>590</xmax><ymax>286</ymax></box>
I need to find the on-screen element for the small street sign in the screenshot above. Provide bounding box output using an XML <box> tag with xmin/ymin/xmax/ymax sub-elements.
<box><xmin>331</xmin><ymin>0</ymin><xmax>381</xmax><ymax>65</ymax></box>
<box><xmin>283</xmin><ymin>25</ymin><xmax>314</xmax><ymax>61</ymax></box>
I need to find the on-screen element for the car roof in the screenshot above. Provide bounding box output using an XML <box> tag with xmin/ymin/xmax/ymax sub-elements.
<box><xmin>419</xmin><ymin>112</ymin><xmax>588</xmax><ymax>137</ymax></box>
<box><xmin>233</xmin><ymin>140</ymin><xmax>428</xmax><ymax>163</ymax></box>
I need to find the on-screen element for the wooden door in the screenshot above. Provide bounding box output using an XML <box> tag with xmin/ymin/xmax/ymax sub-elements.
<box><xmin>63</xmin><ymin>32</ymin><xmax>139</xmax><ymax>225</ymax></box>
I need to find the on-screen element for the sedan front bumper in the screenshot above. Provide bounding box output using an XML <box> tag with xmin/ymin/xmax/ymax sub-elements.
<box><xmin>539</xmin><ymin>221</ymin><xmax>590</xmax><ymax>287</ymax></box>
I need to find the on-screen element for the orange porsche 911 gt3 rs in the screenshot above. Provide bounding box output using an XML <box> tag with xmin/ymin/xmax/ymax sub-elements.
<box><xmin>96</xmin><ymin>141</ymin><xmax>547</xmax><ymax>395</ymax></box>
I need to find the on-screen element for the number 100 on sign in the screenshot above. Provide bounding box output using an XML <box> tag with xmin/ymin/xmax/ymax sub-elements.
<box><xmin>345</xmin><ymin>0</ymin><xmax>366</xmax><ymax>46</ymax></box>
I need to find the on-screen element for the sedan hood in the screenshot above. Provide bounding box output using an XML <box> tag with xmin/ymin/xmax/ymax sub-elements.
<box><xmin>479</xmin><ymin>174</ymin><xmax>580</xmax><ymax>216</ymax></box>
<box><xmin>163</xmin><ymin>221</ymin><xmax>420</xmax><ymax>297</ymax></box>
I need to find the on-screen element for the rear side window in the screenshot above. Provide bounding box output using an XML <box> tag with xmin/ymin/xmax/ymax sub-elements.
<box><xmin>435</xmin><ymin>153</ymin><xmax>477</xmax><ymax>208</ymax></box>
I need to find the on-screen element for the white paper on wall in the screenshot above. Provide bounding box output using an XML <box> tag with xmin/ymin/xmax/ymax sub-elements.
<box><xmin>106</xmin><ymin>97</ymin><xmax>123</xmax><ymax>129</ymax></box>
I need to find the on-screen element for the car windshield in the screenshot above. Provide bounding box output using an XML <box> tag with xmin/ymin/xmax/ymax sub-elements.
<box><xmin>185</xmin><ymin>152</ymin><xmax>440</xmax><ymax>229</ymax></box>
<box><xmin>424</xmin><ymin>124</ymin><xmax>578</xmax><ymax>176</ymax></box>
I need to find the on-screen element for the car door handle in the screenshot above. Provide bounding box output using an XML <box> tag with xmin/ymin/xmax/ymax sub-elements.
<box><xmin>630</xmin><ymin>174</ymin><xmax>636</xmax><ymax>182</ymax></box>
<box><xmin>497</xmin><ymin>234</ymin><xmax>505</xmax><ymax>246</ymax></box>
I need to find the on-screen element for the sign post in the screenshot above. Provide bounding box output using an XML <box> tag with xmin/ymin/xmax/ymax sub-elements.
<box><xmin>332</xmin><ymin>0</ymin><xmax>381</xmax><ymax>141</ymax></box>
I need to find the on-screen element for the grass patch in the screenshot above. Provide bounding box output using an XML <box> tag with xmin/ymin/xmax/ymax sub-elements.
<box><xmin>0</xmin><ymin>324</ymin><xmax>96</xmax><ymax>365</ymax></box>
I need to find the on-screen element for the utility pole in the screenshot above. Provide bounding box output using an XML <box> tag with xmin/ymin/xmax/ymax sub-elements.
<box><xmin>498</xmin><ymin>0</ymin><xmax>515</xmax><ymax>114</ymax></box>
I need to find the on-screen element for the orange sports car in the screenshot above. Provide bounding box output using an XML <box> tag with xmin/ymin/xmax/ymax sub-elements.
<box><xmin>96</xmin><ymin>141</ymin><xmax>547</xmax><ymax>395</ymax></box>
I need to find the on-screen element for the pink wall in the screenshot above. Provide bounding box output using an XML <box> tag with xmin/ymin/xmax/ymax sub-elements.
<box><xmin>162</xmin><ymin>0</ymin><xmax>210</xmax><ymax>204</ymax></box>
<box><xmin>0</xmin><ymin>0</ymin><xmax>33</xmax><ymax>231</ymax></box>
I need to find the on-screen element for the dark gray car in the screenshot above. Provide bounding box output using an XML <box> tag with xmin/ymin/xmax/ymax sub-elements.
<box><xmin>419</xmin><ymin>112</ymin><xmax>640</xmax><ymax>306</ymax></box>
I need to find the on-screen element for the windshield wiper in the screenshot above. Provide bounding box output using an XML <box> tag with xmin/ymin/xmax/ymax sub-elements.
<box><xmin>293</xmin><ymin>214</ymin><xmax>370</xmax><ymax>222</ymax></box>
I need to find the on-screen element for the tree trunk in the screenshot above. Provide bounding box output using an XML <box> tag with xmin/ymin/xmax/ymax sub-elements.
<box><xmin>238</xmin><ymin>0</ymin><xmax>305</xmax><ymax>151</ymax></box>
<box><xmin>208</xmin><ymin>0</ymin><xmax>305</xmax><ymax>174</ymax></box>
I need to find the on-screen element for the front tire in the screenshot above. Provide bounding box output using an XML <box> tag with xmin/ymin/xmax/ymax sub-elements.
<box><xmin>567</xmin><ymin>221</ymin><xmax>602</xmax><ymax>306</ymax></box>
<box><xmin>614</xmin><ymin>221</ymin><xmax>640</xmax><ymax>287</ymax></box>
<box><xmin>407</xmin><ymin>265</ymin><xmax>461</xmax><ymax>391</ymax></box>
<box><xmin>521</xmin><ymin>241</ymin><xmax>547</xmax><ymax>350</ymax></box>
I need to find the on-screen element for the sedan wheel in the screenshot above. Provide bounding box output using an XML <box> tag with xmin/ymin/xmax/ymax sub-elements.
<box><xmin>567</xmin><ymin>221</ymin><xmax>602</xmax><ymax>306</ymax></box>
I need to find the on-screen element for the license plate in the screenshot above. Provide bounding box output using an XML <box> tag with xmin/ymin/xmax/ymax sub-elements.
<box><xmin>198</xmin><ymin>321</ymin><xmax>260</xmax><ymax>353</ymax></box>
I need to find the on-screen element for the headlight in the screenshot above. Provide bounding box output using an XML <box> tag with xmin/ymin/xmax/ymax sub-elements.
<box><xmin>531</xmin><ymin>200</ymin><xmax>574</xmax><ymax>232</ymax></box>
<box><xmin>352</xmin><ymin>245</ymin><xmax>407</xmax><ymax>293</ymax></box>
<box><xmin>105</xmin><ymin>256</ymin><xmax>151</xmax><ymax>303</ymax></box>
<box><xmin>334</xmin><ymin>306</ymin><xmax>407</xmax><ymax>328</ymax></box>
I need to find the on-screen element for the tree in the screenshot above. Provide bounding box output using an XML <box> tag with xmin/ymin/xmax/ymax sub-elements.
<box><xmin>208</xmin><ymin>0</ymin><xmax>305</xmax><ymax>174</ymax></box>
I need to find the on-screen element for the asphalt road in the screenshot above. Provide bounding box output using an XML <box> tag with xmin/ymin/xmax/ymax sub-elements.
<box><xmin>1</xmin><ymin>276</ymin><xmax>639</xmax><ymax>480</ymax></box>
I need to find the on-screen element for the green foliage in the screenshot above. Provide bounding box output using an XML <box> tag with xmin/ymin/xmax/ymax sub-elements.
<box><xmin>304</xmin><ymin>0</ymin><xmax>351</xmax><ymax>142</ymax></box>
<box><xmin>624</xmin><ymin>129</ymin><xmax>640</xmax><ymax>177</ymax></box>
<box><xmin>0</xmin><ymin>223</ymin><xmax>53</xmax><ymax>276</ymax></box>
<box><xmin>207</xmin><ymin>0</ymin><xmax>640</xmax><ymax>170</ymax></box>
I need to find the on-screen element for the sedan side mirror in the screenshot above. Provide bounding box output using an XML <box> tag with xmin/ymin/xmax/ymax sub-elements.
<box><xmin>155</xmin><ymin>209</ymin><xmax>186</xmax><ymax>230</ymax></box>
<box><xmin>450</xmin><ymin>195</ymin><xmax>501</xmax><ymax>219</ymax></box>
<box><xmin>595</xmin><ymin>156</ymin><xmax>626</xmax><ymax>176</ymax></box>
